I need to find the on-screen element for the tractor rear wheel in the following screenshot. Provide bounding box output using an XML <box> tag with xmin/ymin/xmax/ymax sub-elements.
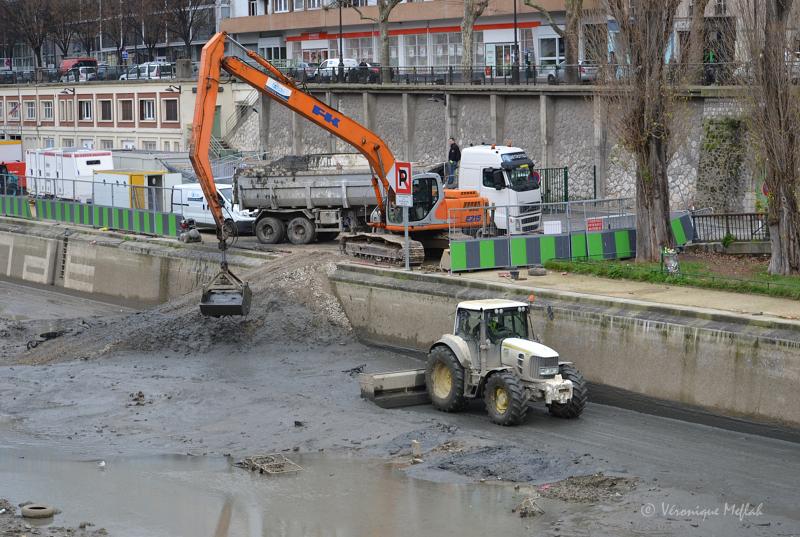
<box><xmin>484</xmin><ymin>371</ymin><xmax>528</xmax><ymax>426</ymax></box>
<box><xmin>548</xmin><ymin>364</ymin><xmax>588</xmax><ymax>419</ymax></box>
<box><xmin>425</xmin><ymin>346</ymin><xmax>467</xmax><ymax>412</ymax></box>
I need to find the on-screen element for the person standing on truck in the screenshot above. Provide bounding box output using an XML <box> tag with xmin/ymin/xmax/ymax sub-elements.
<box><xmin>447</xmin><ymin>137</ymin><xmax>461</xmax><ymax>187</ymax></box>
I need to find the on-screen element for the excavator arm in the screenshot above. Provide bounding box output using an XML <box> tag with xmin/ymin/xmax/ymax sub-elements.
<box><xmin>190</xmin><ymin>32</ymin><xmax>396</xmax><ymax>238</ymax></box>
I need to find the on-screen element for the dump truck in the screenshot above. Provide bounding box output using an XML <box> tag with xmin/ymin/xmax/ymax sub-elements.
<box><xmin>234</xmin><ymin>153</ymin><xmax>377</xmax><ymax>245</ymax></box>
<box><xmin>359</xmin><ymin>298</ymin><xmax>587</xmax><ymax>426</ymax></box>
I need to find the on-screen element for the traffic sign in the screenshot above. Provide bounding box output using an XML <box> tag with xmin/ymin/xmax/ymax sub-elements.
<box><xmin>122</xmin><ymin>50</ymin><xmax>129</xmax><ymax>61</ymax></box>
<box><xmin>394</xmin><ymin>161</ymin><xmax>412</xmax><ymax>195</ymax></box>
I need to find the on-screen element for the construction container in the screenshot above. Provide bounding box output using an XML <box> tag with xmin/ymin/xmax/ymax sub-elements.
<box><xmin>92</xmin><ymin>170</ymin><xmax>182</xmax><ymax>210</ymax></box>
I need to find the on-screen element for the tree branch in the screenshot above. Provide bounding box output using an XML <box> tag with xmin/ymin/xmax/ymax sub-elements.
<box><xmin>350</xmin><ymin>4</ymin><xmax>377</xmax><ymax>23</ymax></box>
<box><xmin>523</xmin><ymin>0</ymin><xmax>565</xmax><ymax>38</ymax></box>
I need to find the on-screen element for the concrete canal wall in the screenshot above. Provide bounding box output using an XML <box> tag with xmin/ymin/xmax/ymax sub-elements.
<box><xmin>330</xmin><ymin>263</ymin><xmax>800</xmax><ymax>427</ymax></box>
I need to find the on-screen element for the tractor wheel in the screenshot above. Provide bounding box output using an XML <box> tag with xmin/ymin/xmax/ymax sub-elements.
<box><xmin>286</xmin><ymin>216</ymin><xmax>316</xmax><ymax>245</ymax></box>
<box><xmin>255</xmin><ymin>217</ymin><xmax>285</xmax><ymax>244</ymax></box>
<box><xmin>548</xmin><ymin>364</ymin><xmax>588</xmax><ymax>419</ymax></box>
<box><xmin>425</xmin><ymin>345</ymin><xmax>467</xmax><ymax>412</ymax></box>
<box><xmin>484</xmin><ymin>371</ymin><xmax>528</xmax><ymax>426</ymax></box>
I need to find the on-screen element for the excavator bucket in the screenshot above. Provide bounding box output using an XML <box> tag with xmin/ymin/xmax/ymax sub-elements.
<box><xmin>200</xmin><ymin>267</ymin><xmax>252</xmax><ymax>317</ymax></box>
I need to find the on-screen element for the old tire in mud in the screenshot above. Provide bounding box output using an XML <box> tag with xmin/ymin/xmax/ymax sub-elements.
<box><xmin>255</xmin><ymin>217</ymin><xmax>285</xmax><ymax>244</ymax></box>
<box><xmin>548</xmin><ymin>364</ymin><xmax>588</xmax><ymax>419</ymax></box>
<box><xmin>426</xmin><ymin>345</ymin><xmax>467</xmax><ymax>412</ymax></box>
<box><xmin>484</xmin><ymin>371</ymin><xmax>528</xmax><ymax>426</ymax></box>
<box><xmin>286</xmin><ymin>217</ymin><xmax>316</xmax><ymax>245</ymax></box>
<box><xmin>21</xmin><ymin>504</ymin><xmax>55</xmax><ymax>519</ymax></box>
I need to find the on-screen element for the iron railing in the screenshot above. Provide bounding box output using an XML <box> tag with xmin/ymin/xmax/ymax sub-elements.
<box><xmin>692</xmin><ymin>212</ymin><xmax>770</xmax><ymax>242</ymax></box>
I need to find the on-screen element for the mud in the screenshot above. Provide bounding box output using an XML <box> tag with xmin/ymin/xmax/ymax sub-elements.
<box><xmin>1</xmin><ymin>247</ymin><xmax>799</xmax><ymax>536</ymax></box>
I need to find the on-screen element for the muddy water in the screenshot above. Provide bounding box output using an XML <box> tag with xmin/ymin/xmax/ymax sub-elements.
<box><xmin>0</xmin><ymin>449</ymin><xmax>529</xmax><ymax>537</ymax></box>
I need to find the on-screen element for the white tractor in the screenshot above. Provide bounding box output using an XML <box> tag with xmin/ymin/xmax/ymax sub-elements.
<box><xmin>360</xmin><ymin>299</ymin><xmax>587</xmax><ymax>426</ymax></box>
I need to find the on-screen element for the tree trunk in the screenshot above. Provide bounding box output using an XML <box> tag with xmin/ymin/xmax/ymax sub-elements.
<box><xmin>766</xmin><ymin>178</ymin><xmax>800</xmax><ymax>274</ymax></box>
<box><xmin>687</xmin><ymin>0</ymin><xmax>710</xmax><ymax>84</ymax></box>
<box><xmin>33</xmin><ymin>46</ymin><xmax>43</xmax><ymax>68</ymax></box>
<box><xmin>634</xmin><ymin>136</ymin><xmax>673</xmax><ymax>261</ymax></box>
<box><xmin>379</xmin><ymin>21</ymin><xmax>390</xmax><ymax>83</ymax></box>
<box><xmin>563</xmin><ymin>6</ymin><xmax>580</xmax><ymax>84</ymax></box>
<box><xmin>461</xmin><ymin>19</ymin><xmax>474</xmax><ymax>75</ymax></box>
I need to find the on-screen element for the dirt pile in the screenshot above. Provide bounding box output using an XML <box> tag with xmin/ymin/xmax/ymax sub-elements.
<box><xmin>18</xmin><ymin>251</ymin><xmax>352</xmax><ymax>365</ymax></box>
<box><xmin>538</xmin><ymin>472</ymin><xmax>637</xmax><ymax>503</ymax></box>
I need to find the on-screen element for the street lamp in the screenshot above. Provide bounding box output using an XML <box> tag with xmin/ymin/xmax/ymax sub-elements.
<box><xmin>512</xmin><ymin>0</ymin><xmax>520</xmax><ymax>84</ymax></box>
<box><xmin>338</xmin><ymin>1</ymin><xmax>345</xmax><ymax>82</ymax></box>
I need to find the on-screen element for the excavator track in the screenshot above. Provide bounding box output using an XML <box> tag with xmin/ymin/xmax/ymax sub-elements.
<box><xmin>340</xmin><ymin>233</ymin><xmax>426</xmax><ymax>265</ymax></box>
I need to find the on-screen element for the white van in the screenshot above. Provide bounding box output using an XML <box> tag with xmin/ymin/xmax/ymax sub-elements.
<box><xmin>171</xmin><ymin>183</ymin><xmax>255</xmax><ymax>234</ymax></box>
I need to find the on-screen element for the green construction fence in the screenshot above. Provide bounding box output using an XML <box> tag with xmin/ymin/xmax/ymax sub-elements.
<box><xmin>0</xmin><ymin>195</ymin><xmax>181</xmax><ymax>237</ymax></box>
<box><xmin>449</xmin><ymin>213</ymin><xmax>695</xmax><ymax>272</ymax></box>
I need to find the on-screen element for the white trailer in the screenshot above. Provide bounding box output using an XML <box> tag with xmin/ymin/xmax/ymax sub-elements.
<box><xmin>25</xmin><ymin>148</ymin><xmax>114</xmax><ymax>202</ymax></box>
<box><xmin>93</xmin><ymin>170</ymin><xmax>182</xmax><ymax>210</ymax></box>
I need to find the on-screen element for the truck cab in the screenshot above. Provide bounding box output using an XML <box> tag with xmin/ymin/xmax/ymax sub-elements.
<box><xmin>457</xmin><ymin>145</ymin><xmax>542</xmax><ymax>234</ymax></box>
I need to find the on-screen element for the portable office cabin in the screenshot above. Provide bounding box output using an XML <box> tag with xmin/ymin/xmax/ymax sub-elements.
<box><xmin>92</xmin><ymin>170</ymin><xmax>182</xmax><ymax>210</ymax></box>
<box><xmin>25</xmin><ymin>148</ymin><xmax>114</xmax><ymax>202</ymax></box>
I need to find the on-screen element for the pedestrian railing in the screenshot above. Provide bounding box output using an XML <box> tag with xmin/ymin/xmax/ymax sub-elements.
<box><xmin>692</xmin><ymin>212</ymin><xmax>770</xmax><ymax>242</ymax></box>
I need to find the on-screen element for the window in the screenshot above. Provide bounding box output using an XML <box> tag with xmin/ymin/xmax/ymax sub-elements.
<box><xmin>344</xmin><ymin>37</ymin><xmax>374</xmax><ymax>62</ymax></box>
<box><xmin>455</xmin><ymin>309</ymin><xmax>482</xmax><ymax>341</ymax></box>
<box><xmin>293</xmin><ymin>0</ymin><xmax>303</xmax><ymax>10</ymax></box>
<box><xmin>173</xmin><ymin>141</ymin><xmax>181</xmax><ymax>151</ymax></box>
<box><xmin>81</xmin><ymin>139</ymin><xmax>94</xmax><ymax>149</ymax></box>
<box><xmin>78</xmin><ymin>100</ymin><xmax>93</xmax><ymax>121</ymax></box>
<box><xmin>249</xmin><ymin>0</ymin><xmax>258</xmax><ymax>15</ymax></box>
<box><xmin>101</xmin><ymin>139</ymin><xmax>114</xmax><ymax>149</ymax></box>
<box><xmin>274</xmin><ymin>0</ymin><xmax>288</xmax><ymax>12</ymax></box>
<box><xmin>59</xmin><ymin>100</ymin><xmax>74</xmax><ymax>122</ymax></box>
<box><xmin>163</xmin><ymin>99</ymin><xmax>178</xmax><ymax>122</ymax></box>
<box><xmin>432</xmin><ymin>33</ymin><xmax>462</xmax><ymax>67</ymax></box>
<box><xmin>42</xmin><ymin>101</ymin><xmax>53</xmax><ymax>120</ymax></box>
<box><xmin>8</xmin><ymin>101</ymin><xmax>19</xmax><ymax>120</ymax></box>
<box><xmin>99</xmin><ymin>100</ymin><xmax>112</xmax><ymax>121</ymax></box>
<box><xmin>139</xmin><ymin>99</ymin><xmax>156</xmax><ymax>121</ymax></box>
<box><xmin>62</xmin><ymin>137</ymin><xmax>74</xmax><ymax>147</ymax></box>
<box><xmin>142</xmin><ymin>140</ymin><xmax>157</xmax><ymax>151</ymax></box>
<box><xmin>714</xmin><ymin>0</ymin><xmax>726</xmax><ymax>15</ymax></box>
<box><xmin>119</xmin><ymin>100</ymin><xmax>133</xmax><ymax>122</ymax></box>
<box><xmin>43</xmin><ymin>137</ymin><xmax>55</xmax><ymax>148</ymax></box>
<box><xmin>0</xmin><ymin>101</ymin><xmax>4</xmax><ymax>118</ymax></box>
<box><xmin>404</xmin><ymin>34</ymin><xmax>428</xmax><ymax>67</ymax></box>
<box><xmin>306</xmin><ymin>0</ymin><xmax>321</xmax><ymax>8</ymax></box>
<box><xmin>539</xmin><ymin>37</ymin><xmax>565</xmax><ymax>65</ymax></box>
<box><xmin>25</xmin><ymin>101</ymin><xmax>36</xmax><ymax>120</ymax></box>
<box><xmin>163</xmin><ymin>140</ymin><xmax>171</xmax><ymax>151</ymax></box>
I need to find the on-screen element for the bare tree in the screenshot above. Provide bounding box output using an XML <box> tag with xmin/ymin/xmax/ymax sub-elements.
<box><xmin>350</xmin><ymin>0</ymin><xmax>402</xmax><ymax>83</ymax></box>
<box><xmin>738</xmin><ymin>0</ymin><xmax>800</xmax><ymax>274</ymax></box>
<box><xmin>461</xmin><ymin>0</ymin><xmax>490</xmax><ymax>75</ymax></box>
<box><xmin>524</xmin><ymin>0</ymin><xmax>583</xmax><ymax>83</ymax></box>
<box><xmin>0</xmin><ymin>21</ymin><xmax>23</xmax><ymax>67</ymax></box>
<box><xmin>102</xmin><ymin>0</ymin><xmax>136</xmax><ymax>64</ymax></box>
<box><xmin>0</xmin><ymin>0</ymin><xmax>53</xmax><ymax>68</ymax></box>
<box><xmin>50</xmin><ymin>0</ymin><xmax>79</xmax><ymax>58</ymax></box>
<box><xmin>132</xmin><ymin>0</ymin><xmax>168</xmax><ymax>61</ymax></box>
<box><xmin>75</xmin><ymin>0</ymin><xmax>101</xmax><ymax>56</ymax></box>
<box><xmin>592</xmin><ymin>0</ymin><xmax>684</xmax><ymax>261</ymax></box>
<box><xmin>163</xmin><ymin>0</ymin><xmax>213</xmax><ymax>60</ymax></box>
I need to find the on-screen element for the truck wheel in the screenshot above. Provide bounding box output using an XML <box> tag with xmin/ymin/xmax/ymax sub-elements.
<box><xmin>484</xmin><ymin>371</ymin><xmax>528</xmax><ymax>426</ymax></box>
<box><xmin>286</xmin><ymin>216</ymin><xmax>316</xmax><ymax>245</ymax></box>
<box><xmin>548</xmin><ymin>364</ymin><xmax>588</xmax><ymax>419</ymax></box>
<box><xmin>255</xmin><ymin>217</ymin><xmax>285</xmax><ymax>244</ymax></box>
<box><xmin>425</xmin><ymin>345</ymin><xmax>467</xmax><ymax>412</ymax></box>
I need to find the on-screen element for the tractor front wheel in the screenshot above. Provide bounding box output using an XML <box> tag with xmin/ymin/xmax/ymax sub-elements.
<box><xmin>425</xmin><ymin>346</ymin><xmax>467</xmax><ymax>412</ymax></box>
<box><xmin>548</xmin><ymin>364</ymin><xmax>588</xmax><ymax>419</ymax></box>
<box><xmin>484</xmin><ymin>371</ymin><xmax>527</xmax><ymax>426</ymax></box>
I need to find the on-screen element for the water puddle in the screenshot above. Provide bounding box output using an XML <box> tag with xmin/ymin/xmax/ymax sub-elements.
<box><xmin>0</xmin><ymin>448</ymin><xmax>530</xmax><ymax>536</ymax></box>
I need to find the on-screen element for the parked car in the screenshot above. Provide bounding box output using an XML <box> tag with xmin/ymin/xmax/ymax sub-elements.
<box><xmin>61</xmin><ymin>66</ymin><xmax>97</xmax><ymax>82</ymax></box>
<box><xmin>550</xmin><ymin>60</ymin><xmax>599</xmax><ymax>84</ymax></box>
<box><xmin>119</xmin><ymin>62</ymin><xmax>175</xmax><ymax>80</ymax></box>
<box><xmin>58</xmin><ymin>57</ymin><xmax>97</xmax><ymax>77</ymax></box>
<box><xmin>288</xmin><ymin>61</ymin><xmax>318</xmax><ymax>82</ymax></box>
<box><xmin>313</xmin><ymin>58</ymin><xmax>359</xmax><ymax>82</ymax></box>
<box><xmin>347</xmin><ymin>61</ymin><xmax>381</xmax><ymax>83</ymax></box>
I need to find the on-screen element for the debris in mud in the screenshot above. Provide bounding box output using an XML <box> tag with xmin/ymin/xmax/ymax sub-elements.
<box><xmin>26</xmin><ymin>330</ymin><xmax>67</xmax><ymax>350</ymax></box>
<box><xmin>430</xmin><ymin>440</ymin><xmax>464</xmax><ymax>455</ymax></box>
<box><xmin>513</xmin><ymin>496</ymin><xmax>545</xmax><ymax>518</ymax></box>
<box><xmin>128</xmin><ymin>391</ymin><xmax>147</xmax><ymax>406</ymax></box>
<box><xmin>0</xmin><ymin>498</ymin><xmax>14</xmax><ymax>515</ymax></box>
<box><xmin>342</xmin><ymin>364</ymin><xmax>366</xmax><ymax>376</ymax></box>
<box><xmin>235</xmin><ymin>454</ymin><xmax>303</xmax><ymax>475</ymax></box>
<box><xmin>538</xmin><ymin>473</ymin><xmax>637</xmax><ymax>503</ymax></box>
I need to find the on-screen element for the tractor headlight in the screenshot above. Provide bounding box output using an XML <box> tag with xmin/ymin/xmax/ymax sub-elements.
<box><xmin>539</xmin><ymin>366</ymin><xmax>559</xmax><ymax>376</ymax></box>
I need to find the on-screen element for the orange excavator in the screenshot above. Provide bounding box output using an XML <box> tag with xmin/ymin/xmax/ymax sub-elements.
<box><xmin>190</xmin><ymin>32</ymin><xmax>486</xmax><ymax>316</ymax></box>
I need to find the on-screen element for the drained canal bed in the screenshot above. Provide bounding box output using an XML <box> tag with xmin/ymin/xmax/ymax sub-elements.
<box><xmin>0</xmin><ymin>450</ymin><xmax>533</xmax><ymax>537</ymax></box>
